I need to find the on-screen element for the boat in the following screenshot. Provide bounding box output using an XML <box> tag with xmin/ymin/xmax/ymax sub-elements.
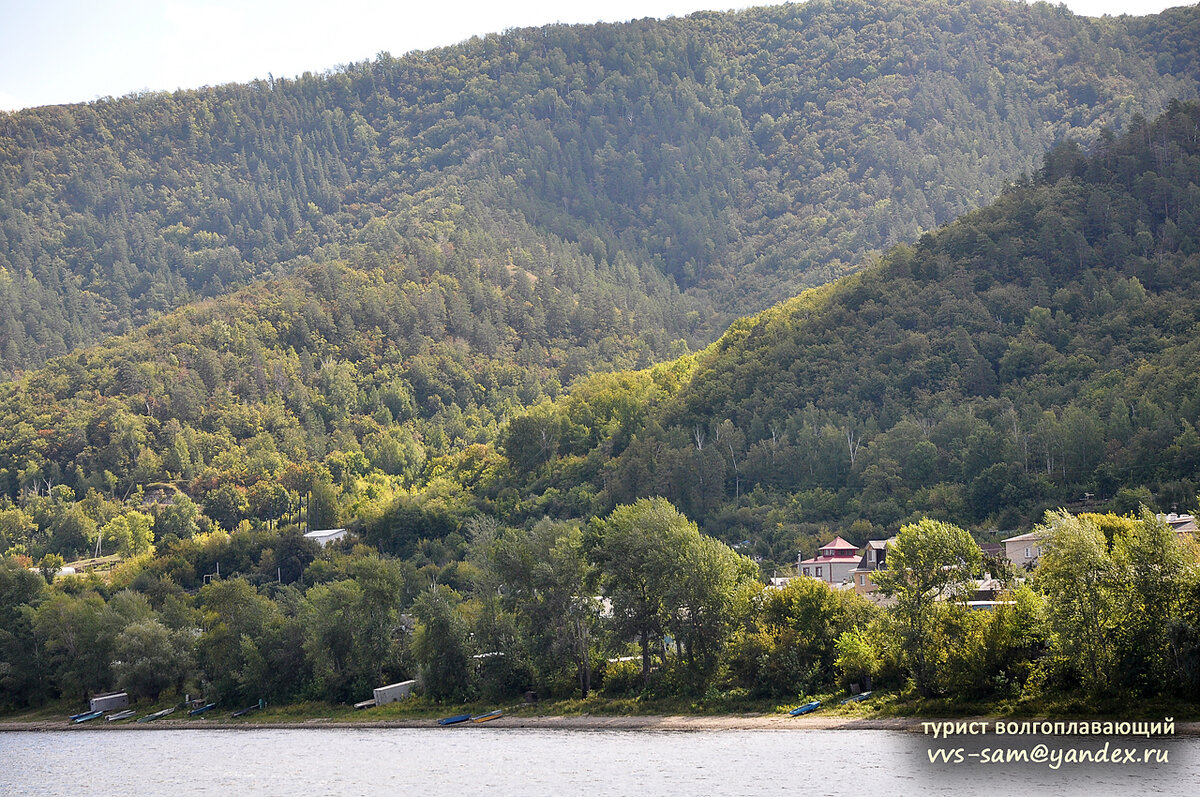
<box><xmin>106</xmin><ymin>709</ymin><xmax>136</xmax><ymax>722</ymax></box>
<box><xmin>72</xmin><ymin>710</ymin><xmax>103</xmax><ymax>723</ymax></box>
<box><xmin>230</xmin><ymin>699</ymin><xmax>265</xmax><ymax>718</ymax></box>
<box><xmin>471</xmin><ymin>710</ymin><xmax>503</xmax><ymax>723</ymax></box>
<box><xmin>187</xmin><ymin>702</ymin><xmax>217</xmax><ymax>716</ymax></box>
<box><xmin>437</xmin><ymin>713</ymin><xmax>472</xmax><ymax>726</ymax></box>
<box><xmin>840</xmin><ymin>691</ymin><xmax>874</xmax><ymax>704</ymax></box>
<box><xmin>789</xmin><ymin>701</ymin><xmax>821</xmax><ymax>716</ymax></box>
<box><xmin>68</xmin><ymin>711</ymin><xmax>92</xmax><ymax>721</ymax></box>
<box><xmin>136</xmin><ymin>707</ymin><xmax>176</xmax><ymax>723</ymax></box>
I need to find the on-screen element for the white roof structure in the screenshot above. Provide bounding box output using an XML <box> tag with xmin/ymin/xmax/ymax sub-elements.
<box><xmin>304</xmin><ymin>528</ymin><xmax>348</xmax><ymax>547</ymax></box>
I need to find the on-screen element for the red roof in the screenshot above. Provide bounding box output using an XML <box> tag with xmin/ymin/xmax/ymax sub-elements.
<box><xmin>799</xmin><ymin>536</ymin><xmax>863</xmax><ymax>565</ymax></box>
<box><xmin>820</xmin><ymin>536</ymin><xmax>858</xmax><ymax>550</ymax></box>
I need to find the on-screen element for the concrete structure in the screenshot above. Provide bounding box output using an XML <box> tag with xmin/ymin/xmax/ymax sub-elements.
<box><xmin>373</xmin><ymin>680</ymin><xmax>416</xmax><ymax>705</ymax></box>
<box><xmin>1002</xmin><ymin>530</ymin><xmax>1048</xmax><ymax>570</ymax></box>
<box><xmin>851</xmin><ymin>538</ymin><xmax>894</xmax><ymax>595</ymax></box>
<box><xmin>89</xmin><ymin>692</ymin><xmax>129</xmax><ymax>713</ymax></box>
<box><xmin>798</xmin><ymin>536</ymin><xmax>862</xmax><ymax>586</ymax></box>
<box><xmin>304</xmin><ymin>528</ymin><xmax>348</xmax><ymax>547</ymax></box>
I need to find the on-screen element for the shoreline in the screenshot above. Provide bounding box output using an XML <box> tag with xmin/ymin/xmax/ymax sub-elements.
<box><xmin>0</xmin><ymin>714</ymin><xmax>923</xmax><ymax>732</ymax></box>
<box><xmin>4</xmin><ymin>714</ymin><xmax>1195</xmax><ymax>733</ymax></box>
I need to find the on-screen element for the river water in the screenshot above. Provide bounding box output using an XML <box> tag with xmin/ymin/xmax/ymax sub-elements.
<box><xmin>0</xmin><ymin>727</ymin><xmax>1194</xmax><ymax>796</ymax></box>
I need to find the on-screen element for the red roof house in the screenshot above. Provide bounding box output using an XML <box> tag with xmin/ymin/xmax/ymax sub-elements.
<box><xmin>798</xmin><ymin>536</ymin><xmax>862</xmax><ymax>586</ymax></box>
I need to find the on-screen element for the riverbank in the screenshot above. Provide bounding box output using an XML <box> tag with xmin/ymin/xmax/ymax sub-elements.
<box><xmin>0</xmin><ymin>713</ymin><xmax>927</xmax><ymax>732</ymax></box>
<box><xmin>7</xmin><ymin>713</ymin><xmax>1199</xmax><ymax>735</ymax></box>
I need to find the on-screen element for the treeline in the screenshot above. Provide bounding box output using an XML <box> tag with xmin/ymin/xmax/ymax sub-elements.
<box><xmin>4</xmin><ymin>502</ymin><xmax>1198</xmax><ymax>713</ymax></box>
<box><xmin>497</xmin><ymin>101</ymin><xmax>1200</xmax><ymax>569</ymax></box>
<box><xmin>4</xmin><ymin>0</ymin><xmax>1200</xmax><ymax>373</ymax></box>
<box><xmin>0</xmin><ymin>498</ymin><xmax>756</xmax><ymax>709</ymax></box>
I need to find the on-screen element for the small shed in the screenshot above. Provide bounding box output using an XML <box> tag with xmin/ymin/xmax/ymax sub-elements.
<box><xmin>90</xmin><ymin>692</ymin><xmax>129</xmax><ymax>712</ymax></box>
<box><xmin>373</xmin><ymin>680</ymin><xmax>416</xmax><ymax>705</ymax></box>
<box><xmin>304</xmin><ymin>528</ymin><xmax>348</xmax><ymax>547</ymax></box>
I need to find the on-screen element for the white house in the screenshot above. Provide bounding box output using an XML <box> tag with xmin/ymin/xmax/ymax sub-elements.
<box><xmin>1002</xmin><ymin>530</ymin><xmax>1048</xmax><ymax>569</ymax></box>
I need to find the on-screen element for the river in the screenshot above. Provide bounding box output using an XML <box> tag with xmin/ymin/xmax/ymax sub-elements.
<box><xmin>0</xmin><ymin>727</ymin><xmax>1194</xmax><ymax>796</ymax></box>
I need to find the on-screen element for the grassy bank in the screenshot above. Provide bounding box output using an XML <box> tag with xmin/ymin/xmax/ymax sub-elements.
<box><xmin>5</xmin><ymin>687</ymin><xmax>1197</xmax><ymax>729</ymax></box>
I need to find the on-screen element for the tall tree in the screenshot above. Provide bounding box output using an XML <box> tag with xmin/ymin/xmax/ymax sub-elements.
<box><xmin>874</xmin><ymin>518</ymin><xmax>981</xmax><ymax>696</ymax></box>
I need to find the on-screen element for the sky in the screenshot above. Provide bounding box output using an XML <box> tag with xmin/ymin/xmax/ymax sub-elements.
<box><xmin>0</xmin><ymin>0</ymin><xmax>1191</xmax><ymax>112</ymax></box>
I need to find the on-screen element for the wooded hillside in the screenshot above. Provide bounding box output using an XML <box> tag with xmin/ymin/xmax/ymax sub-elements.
<box><xmin>3</xmin><ymin>0</ymin><xmax>1199</xmax><ymax>374</ymax></box>
<box><xmin>501</xmin><ymin>100</ymin><xmax>1200</xmax><ymax>569</ymax></box>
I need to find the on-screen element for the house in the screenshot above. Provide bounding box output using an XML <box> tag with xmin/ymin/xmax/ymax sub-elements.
<box><xmin>304</xmin><ymin>528</ymin><xmax>348</xmax><ymax>547</ymax></box>
<box><xmin>798</xmin><ymin>536</ymin><xmax>862</xmax><ymax>586</ymax></box>
<box><xmin>1158</xmin><ymin>513</ymin><xmax>1198</xmax><ymax>537</ymax></box>
<box><xmin>850</xmin><ymin>538</ymin><xmax>894</xmax><ymax>595</ymax></box>
<box><xmin>1002</xmin><ymin>530</ymin><xmax>1048</xmax><ymax>570</ymax></box>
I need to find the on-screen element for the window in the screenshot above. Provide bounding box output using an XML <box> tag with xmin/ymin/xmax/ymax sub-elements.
<box><xmin>802</xmin><ymin>567</ymin><xmax>809</xmax><ymax>576</ymax></box>
<box><xmin>816</xmin><ymin>566</ymin><xmax>823</xmax><ymax>577</ymax></box>
<box><xmin>1025</xmin><ymin>547</ymin><xmax>1031</xmax><ymax>559</ymax></box>
<box><xmin>859</xmin><ymin>575</ymin><xmax>865</xmax><ymax>586</ymax></box>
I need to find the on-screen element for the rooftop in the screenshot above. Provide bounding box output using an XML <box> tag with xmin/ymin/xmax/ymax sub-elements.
<box><xmin>820</xmin><ymin>536</ymin><xmax>859</xmax><ymax>550</ymax></box>
<box><xmin>304</xmin><ymin>528</ymin><xmax>347</xmax><ymax>539</ymax></box>
<box><xmin>1001</xmin><ymin>530</ymin><xmax>1048</xmax><ymax>543</ymax></box>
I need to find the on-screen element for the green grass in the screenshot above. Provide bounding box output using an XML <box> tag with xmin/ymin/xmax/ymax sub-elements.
<box><xmin>8</xmin><ymin>687</ymin><xmax>1199</xmax><ymax>726</ymax></box>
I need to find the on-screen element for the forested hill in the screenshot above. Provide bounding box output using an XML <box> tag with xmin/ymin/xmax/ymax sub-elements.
<box><xmin>499</xmin><ymin>101</ymin><xmax>1200</xmax><ymax>567</ymax></box>
<box><xmin>4</xmin><ymin>0</ymin><xmax>1200</xmax><ymax>375</ymax></box>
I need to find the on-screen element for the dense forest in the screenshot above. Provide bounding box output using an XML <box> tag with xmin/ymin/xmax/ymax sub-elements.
<box><xmin>501</xmin><ymin>100</ymin><xmax>1200</xmax><ymax>568</ymax></box>
<box><xmin>3</xmin><ymin>0</ymin><xmax>1200</xmax><ymax>375</ymax></box>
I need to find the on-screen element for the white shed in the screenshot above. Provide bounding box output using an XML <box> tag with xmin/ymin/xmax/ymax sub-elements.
<box><xmin>373</xmin><ymin>680</ymin><xmax>416</xmax><ymax>705</ymax></box>
<box><xmin>304</xmin><ymin>528</ymin><xmax>348</xmax><ymax>547</ymax></box>
<box><xmin>90</xmin><ymin>692</ymin><xmax>129</xmax><ymax>712</ymax></box>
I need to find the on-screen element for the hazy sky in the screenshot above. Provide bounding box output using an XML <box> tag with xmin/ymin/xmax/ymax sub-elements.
<box><xmin>0</xmin><ymin>1</ymin><xmax>1190</xmax><ymax>111</ymax></box>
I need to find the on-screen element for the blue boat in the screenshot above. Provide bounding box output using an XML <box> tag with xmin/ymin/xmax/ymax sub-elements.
<box><xmin>72</xmin><ymin>710</ymin><xmax>103</xmax><ymax>723</ymax></box>
<box><xmin>789</xmin><ymin>701</ymin><xmax>821</xmax><ymax>716</ymax></box>
<box><xmin>188</xmin><ymin>702</ymin><xmax>217</xmax><ymax>716</ymax></box>
<box><xmin>437</xmin><ymin>713</ymin><xmax>472</xmax><ymax>726</ymax></box>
